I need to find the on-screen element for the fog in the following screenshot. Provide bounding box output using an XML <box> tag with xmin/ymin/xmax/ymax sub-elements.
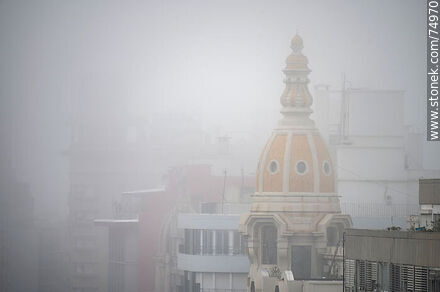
<box><xmin>0</xmin><ymin>0</ymin><xmax>439</xmax><ymax>291</ymax></box>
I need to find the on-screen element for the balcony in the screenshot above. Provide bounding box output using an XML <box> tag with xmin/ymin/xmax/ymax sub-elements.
<box><xmin>177</xmin><ymin>252</ymin><xmax>249</xmax><ymax>273</ymax></box>
<box><xmin>178</xmin><ymin>213</ymin><xmax>241</xmax><ymax>230</ymax></box>
<box><xmin>200</xmin><ymin>288</ymin><xmax>246</xmax><ymax>292</ymax></box>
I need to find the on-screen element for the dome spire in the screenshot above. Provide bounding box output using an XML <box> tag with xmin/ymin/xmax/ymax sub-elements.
<box><xmin>278</xmin><ymin>34</ymin><xmax>315</xmax><ymax>129</ymax></box>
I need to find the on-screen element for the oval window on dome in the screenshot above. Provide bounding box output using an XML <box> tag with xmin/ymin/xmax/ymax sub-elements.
<box><xmin>295</xmin><ymin>160</ymin><xmax>308</xmax><ymax>175</ymax></box>
<box><xmin>267</xmin><ymin>160</ymin><xmax>279</xmax><ymax>174</ymax></box>
<box><xmin>322</xmin><ymin>160</ymin><xmax>331</xmax><ymax>176</ymax></box>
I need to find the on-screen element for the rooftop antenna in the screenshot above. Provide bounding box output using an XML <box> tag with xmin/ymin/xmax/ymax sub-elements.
<box><xmin>221</xmin><ymin>169</ymin><xmax>227</xmax><ymax>214</ymax></box>
<box><xmin>240</xmin><ymin>167</ymin><xmax>244</xmax><ymax>197</ymax></box>
<box><xmin>339</xmin><ymin>73</ymin><xmax>352</xmax><ymax>144</ymax></box>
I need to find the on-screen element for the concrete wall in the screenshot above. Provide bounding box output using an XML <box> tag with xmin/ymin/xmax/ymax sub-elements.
<box><xmin>302</xmin><ymin>280</ymin><xmax>342</xmax><ymax>292</ymax></box>
<box><xmin>344</xmin><ymin>229</ymin><xmax>440</xmax><ymax>268</ymax></box>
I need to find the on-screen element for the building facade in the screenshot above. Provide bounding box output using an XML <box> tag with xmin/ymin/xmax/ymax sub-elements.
<box><xmin>95</xmin><ymin>219</ymin><xmax>139</xmax><ymax>292</ymax></box>
<box><xmin>344</xmin><ymin>229</ymin><xmax>440</xmax><ymax>292</ymax></box>
<box><xmin>152</xmin><ymin>167</ymin><xmax>255</xmax><ymax>292</ymax></box>
<box><xmin>176</xmin><ymin>213</ymin><xmax>249</xmax><ymax>292</ymax></box>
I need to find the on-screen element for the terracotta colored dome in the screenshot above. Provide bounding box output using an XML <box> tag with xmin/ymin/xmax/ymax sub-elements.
<box><xmin>256</xmin><ymin>133</ymin><xmax>334</xmax><ymax>194</ymax></box>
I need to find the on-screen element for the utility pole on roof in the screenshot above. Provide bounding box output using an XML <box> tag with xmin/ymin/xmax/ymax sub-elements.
<box><xmin>221</xmin><ymin>169</ymin><xmax>227</xmax><ymax>214</ymax></box>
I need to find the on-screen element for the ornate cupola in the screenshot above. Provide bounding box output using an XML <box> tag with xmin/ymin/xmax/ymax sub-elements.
<box><xmin>255</xmin><ymin>34</ymin><xmax>338</xmax><ymax>204</ymax></box>
<box><xmin>279</xmin><ymin>34</ymin><xmax>314</xmax><ymax>128</ymax></box>
<box><xmin>240</xmin><ymin>35</ymin><xmax>352</xmax><ymax>292</ymax></box>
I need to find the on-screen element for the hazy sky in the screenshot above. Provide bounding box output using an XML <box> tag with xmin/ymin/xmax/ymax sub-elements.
<box><xmin>1</xmin><ymin>0</ymin><xmax>427</xmax><ymax>124</ymax></box>
<box><xmin>1</xmin><ymin>0</ymin><xmax>438</xmax><ymax>218</ymax></box>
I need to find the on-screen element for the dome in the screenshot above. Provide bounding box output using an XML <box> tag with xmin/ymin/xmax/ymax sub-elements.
<box><xmin>256</xmin><ymin>133</ymin><xmax>334</xmax><ymax>194</ymax></box>
<box><xmin>255</xmin><ymin>35</ymin><xmax>336</xmax><ymax>196</ymax></box>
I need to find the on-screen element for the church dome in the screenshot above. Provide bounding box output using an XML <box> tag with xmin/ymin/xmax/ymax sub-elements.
<box><xmin>256</xmin><ymin>133</ymin><xmax>334</xmax><ymax>193</ymax></box>
<box><xmin>255</xmin><ymin>35</ymin><xmax>335</xmax><ymax>195</ymax></box>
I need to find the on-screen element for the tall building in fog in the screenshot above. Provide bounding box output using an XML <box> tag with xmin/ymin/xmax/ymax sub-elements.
<box><xmin>0</xmin><ymin>181</ymin><xmax>38</xmax><ymax>291</ymax></box>
<box><xmin>67</xmin><ymin>96</ymin><xmax>134</xmax><ymax>292</ymax></box>
<box><xmin>0</xmin><ymin>93</ymin><xmax>40</xmax><ymax>291</ymax></box>
<box><xmin>313</xmin><ymin>85</ymin><xmax>440</xmax><ymax>228</ymax></box>
<box><xmin>239</xmin><ymin>35</ymin><xmax>352</xmax><ymax>292</ymax></box>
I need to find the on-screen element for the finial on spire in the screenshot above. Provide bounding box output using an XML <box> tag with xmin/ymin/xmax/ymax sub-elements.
<box><xmin>290</xmin><ymin>34</ymin><xmax>304</xmax><ymax>53</ymax></box>
<box><xmin>278</xmin><ymin>34</ymin><xmax>315</xmax><ymax>130</ymax></box>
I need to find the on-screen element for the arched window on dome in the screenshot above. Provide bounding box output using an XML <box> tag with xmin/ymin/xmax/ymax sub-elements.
<box><xmin>261</xmin><ymin>224</ymin><xmax>277</xmax><ymax>265</ymax></box>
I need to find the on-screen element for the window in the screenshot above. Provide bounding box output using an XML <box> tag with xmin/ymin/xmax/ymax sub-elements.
<box><xmin>233</xmin><ymin>231</ymin><xmax>246</xmax><ymax>255</ymax></box>
<box><xmin>192</xmin><ymin>283</ymin><xmax>200</xmax><ymax>292</ymax></box>
<box><xmin>295</xmin><ymin>160</ymin><xmax>308</xmax><ymax>175</ymax></box>
<box><xmin>268</xmin><ymin>160</ymin><xmax>280</xmax><ymax>174</ymax></box>
<box><xmin>184</xmin><ymin>229</ymin><xmax>201</xmax><ymax>254</ymax></box>
<box><xmin>202</xmin><ymin>230</ymin><xmax>213</xmax><ymax>255</ymax></box>
<box><xmin>377</xmin><ymin>263</ymin><xmax>390</xmax><ymax>291</ymax></box>
<box><xmin>291</xmin><ymin>246</ymin><xmax>311</xmax><ymax>279</ymax></box>
<box><xmin>261</xmin><ymin>225</ymin><xmax>277</xmax><ymax>265</ymax></box>
<box><xmin>215</xmin><ymin>230</ymin><xmax>229</xmax><ymax>255</ymax></box>
<box><xmin>322</xmin><ymin>160</ymin><xmax>331</xmax><ymax>176</ymax></box>
<box><xmin>193</xmin><ymin>230</ymin><xmax>201</xmax><ymax>254</ymax></box>
<box><xmin>184</xmin><ymin>229</ymin><xmax>191</xmax><ymax>253</ymax></box>
<box><xmin>326</xmin><ymin>226</ymin><xmax>338</xmax><ymax>246</ymax></box>
<box><xmin>428</xmin><ymin>268</ymin><xmax>440</xmax><ymax>291</ymax></box>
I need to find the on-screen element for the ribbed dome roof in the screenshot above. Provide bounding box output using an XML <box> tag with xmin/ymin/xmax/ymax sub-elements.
<box><xmin>256</xmin><ymin>133</ymin><xmax>334</xmax><ymax>194</ymax></box>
